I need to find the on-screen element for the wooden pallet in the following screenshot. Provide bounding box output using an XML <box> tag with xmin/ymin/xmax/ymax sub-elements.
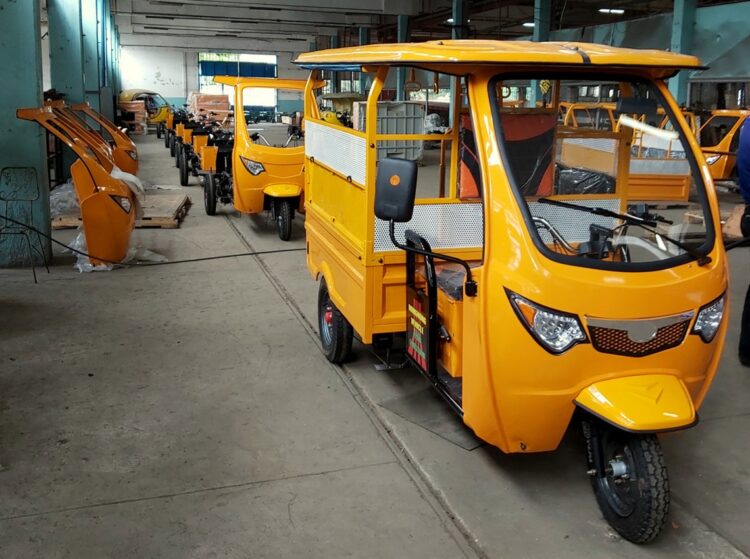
<box><xmin>52</xmin><ymin>192</ymin><xmax>192</xmax><ymax>230</ymax></box>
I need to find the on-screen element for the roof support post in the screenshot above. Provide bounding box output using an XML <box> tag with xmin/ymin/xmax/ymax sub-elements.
<box><xmin>668</xmin><ymin>0</ymin><xmax>696</xmax><ymax>105</ymax></box>
<box><xmin>0</xmin><ymin>0</ymin><xmax>51</xmax><ymax>266</ymax></box>
<box><xmin>396</xmin><ymin>15</ymin><xmax>410</xmax><ymax>101</ymax></box>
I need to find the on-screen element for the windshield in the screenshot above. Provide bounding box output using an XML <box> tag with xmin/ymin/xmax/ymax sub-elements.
<box><xmin>491</xmin><ymin>75</ymin><xmax>714</xmax><ymax>271</ymax></box>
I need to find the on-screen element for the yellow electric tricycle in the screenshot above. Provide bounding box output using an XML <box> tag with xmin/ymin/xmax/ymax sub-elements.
<box><xmin>297</xmin><ymin>41</ymin><xmax>729</xmax><ymax>543</ymax></box>
<box><xmin>210</xmin><ymin>76</ymin><xmax>308</xmax><ymax>240</ymax></box>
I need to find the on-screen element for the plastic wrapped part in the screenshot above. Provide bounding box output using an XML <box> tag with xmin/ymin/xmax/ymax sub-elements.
<box><xmin>556</xmin><ymin>164</ymin><xmax>616</xmax><ymax>195</ymax></box>
<box><xmin>424</xmin><ymin>113</ymin><xmax>447</xmax><ymax>134</ymax></box>
<box><xmin>110</xmin><ymin>165</ymin><xmax>146</xmax><ymax>219</ymax></box>
<box><xmin>49</xmin><ymin>181</ymin><xmax>79</xmax><ymax>218</ymax></box>
<box><xmin>67</xmin><ymin>230</ymin><xmax>167</xmax><ymax>273</ymax></box>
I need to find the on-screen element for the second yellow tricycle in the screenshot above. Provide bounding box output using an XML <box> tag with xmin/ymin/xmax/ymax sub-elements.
<box><xmin>209</xmin><ymin>76</ymin><xmax>308</xmax><ymax>240</ymax></box>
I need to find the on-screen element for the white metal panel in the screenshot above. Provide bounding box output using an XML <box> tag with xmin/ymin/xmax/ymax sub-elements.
<box><xmin>305</xmin><ymin>120</ymin><xmax>367</xmax><ymax>185</ymax></box>
<box><xmin>374</xmin><ymin>203</ymin><xmax>483</xmax><ymax>253</ymax></box>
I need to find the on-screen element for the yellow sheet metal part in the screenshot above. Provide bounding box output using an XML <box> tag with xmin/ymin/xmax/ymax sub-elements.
<box><xmin>575</xmin><ymin>374</ymin><xmax>696</xmax><ymax>432</ymax></box>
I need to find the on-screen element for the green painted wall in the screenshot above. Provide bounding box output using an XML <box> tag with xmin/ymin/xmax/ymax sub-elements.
<box><xmin>0</xmin><ymin>0</ymin><xmax>51</xmax><ymax>266</ymax></box>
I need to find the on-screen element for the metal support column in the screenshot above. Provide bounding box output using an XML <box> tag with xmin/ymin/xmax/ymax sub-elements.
<box><xmin>0</xmin><ymin>0</ymin><xmax>51</xmax><ymax>266</ymax></box>
<box><xmin>48</xmin><ymin>0</ymin><xmax>86</xmax><ymax>103</ymax></box>
<box><xmin>396</xmin><ymin>15</ymin><xmax>410</xmax><ymax>101</ymax></box>
<box><xmin>669</xmin><ymin>0</ymin><xmax>696</xmax><ymax>105</ymax></box>
<box><xmin>82</xmin><ymin>0</ymin><xmax>101</xmax><ymax>111</ymax></box>
<box><xmin>359</xmin><ymin>27</ymin><xmax>370</xmax><ymax>94</ymax></box>
<box><xmin>330</xmin><ymin>34</ymin><xmax>339</xmax><ymax>94</ymax></box>
<box><xmin>530</xmin><ymin>0</ymin><xmax>551</xmax><ymax>105</ymax></box>
<box><xmin>452</xmin><ymin>0</ymin><xmax>465</xmax><ymax>39</ymax></box>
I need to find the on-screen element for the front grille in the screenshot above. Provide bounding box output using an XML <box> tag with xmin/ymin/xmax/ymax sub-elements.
<box><xmin>588</xmin><ymin>319</ymin><xmax>691</xmax><ymax>357</ymax></box>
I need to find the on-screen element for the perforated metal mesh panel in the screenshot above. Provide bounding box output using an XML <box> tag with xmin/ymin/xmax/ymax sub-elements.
<box><xmin>305</xmin><ymin>121</ymin><xmax>366</xmax><ymax>185</ymax></box>
<box><xmin>630</xmin><ymin>158</ymin><xmax>691</xmax><ymax>175</ymax></box>
<box><xmin>589</xmin><ymin>320</ymin><xmax>690</xmax><ymax>357</ymax></box>
<box><xmin>528</xmin><ymin>198</ymin><xmax>621</xmax><ymax>244</ymax></box>
<box><xmin>374</xmin><ymin>203</ymin><xmax>483</xmax><ymax>253</ymax></box>
<box><xmin>562</xmin><ymin>137</ymin><xmax>618</xmax><ymax>153</ymax></box>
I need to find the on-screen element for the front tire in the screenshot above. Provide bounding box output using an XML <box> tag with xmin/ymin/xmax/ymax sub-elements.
<box><xmin>275</xmin><ymin>199</ymin><xmax>293</xmax><ymax>241</ymax></box>
<box><xmin>179</xmin><ymin>149</ymin><xmax>190</xmax><ymax>186</ymax></box>
<box><xmin>156</xmin><ymin>124</ymin><xmax>163</xmax><ymax>139</ymax></box>
<box><xmin>169</xmin><ymin>135</ymin><xmax>176</xmax><ymax>157</ymax></box>
<box><xmin>317</xmin><ymin>278</ymin><xmax>353</xmax><ymax>364</ymax></box>
<box><xmin>164</xmin><ymin>130</ymin><xmax>171</xmax><ymax>149</ymax></box>
<box><xmin>204</xmin><ymin>173</ymin><xmax>217</xmax><ymax>216</ymax></box>
<box><xmin>585</xmin><ymin>423</ymin><xmax>669</xmax><ymax>543</ymax></box>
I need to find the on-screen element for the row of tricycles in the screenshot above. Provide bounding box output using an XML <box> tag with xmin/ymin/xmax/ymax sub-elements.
<box><xmin>159</xmin><ymin>77</ymin><xmax>308</xmax><ymax>240</ymax></box>
<box><xmin>18</xmin><ymin>40</ymin><xmax>746</xmax><ymax>545</ymax></box>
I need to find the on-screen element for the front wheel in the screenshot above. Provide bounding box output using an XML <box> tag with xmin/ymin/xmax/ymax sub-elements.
<box><xmin>179</xmin><ymin>149</ymin><xmax>190</xmax><ymax>186</ymax></box>
<box><xmin>585</xmin><ymin>422</ymin><xmax>669</xmax><ymax>543</ymax></box>
<box><xmin>164</xmin><ymin>130</ymin><xmax>171</xmax><ymax>149</ymax></box>
<box><xmin>169</xmin><ymin>135</ymin><xmax>176</xmax><ymax>157</ymax></box>
<box><xmin>317</xmin><ymin>278</ymin><xmax>353</xmax><ymax>364</ymax></box>
<box><xmin>156</xmin><ymin>124</ymin><xmax>163</xmax><ymax>139</ymax></box>
<box><xmin>204</xmin><ymin>173</ymin><xmax>217</xmax><ymax>216</ymax></box>
<box><xmin>275</xmin><ymin>199</ymin><xmax>293</xmax><ymax>241</ymax></box>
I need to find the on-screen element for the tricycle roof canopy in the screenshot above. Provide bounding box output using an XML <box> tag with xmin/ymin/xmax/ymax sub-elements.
<box><xmin>212</xmin><ymin>76</ymin><xmax>308</xmax><ymax>90</ymax></box>
<box><xmin>295</xmin><ymin>40</ymin><xmax>703</xmax><ymax>78</ymax></box>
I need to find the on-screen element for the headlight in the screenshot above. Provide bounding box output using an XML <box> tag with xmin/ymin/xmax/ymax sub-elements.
<box><xmin>240</xmin><ymin>156</ymin><xmax>265</xmax><ymax>176</ymax></box>
<box><xmin>705</xmin><ymin>154</ymin><xmax>721</xmax><ymax>165</ymax></box>
<box><xmin>692</xmin><ymin>294</ymin><xmax>725</xmax><ymax>343</ymax></box>
<box><xmin>507</xmin><ymin>290</ymin><xmax>587</xmax><ymax>354</ymax></box>
<box><xmin>111</xmin><ymin>195</ymin><xmax>132</xmax><ymax>214</ymax></box>
<box><xmin>126</xmin><ymin>150</ymin><xmax>138</xmax><ymax>160</ymax></box>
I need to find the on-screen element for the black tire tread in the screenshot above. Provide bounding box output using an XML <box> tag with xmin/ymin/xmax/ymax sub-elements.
<box><xmin>590</xmin><ymin>430</ymin><xmax>669</xmax><ymax>544</ymax></box>
<box><xmin>204</xmin><ymin>174</ymin><xmax>217</xmax><ymax>216</ymax></box>
<box><xmin>277</xmin><ymin>199</ymin><xmax>293</xmax><ymax>241</ymax></box>
<box><xmin>179</xmin><ymin>149</ymin><xmax>189</xmax><ymax>185</ymax></box>
<box><xmin>318</xmin><ymin>279</ymin><xmax>353</xmax><ymax>364</ymax></box>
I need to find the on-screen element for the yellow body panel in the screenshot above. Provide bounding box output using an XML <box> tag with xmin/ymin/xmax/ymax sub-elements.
<box><xmin>200</xmin><ymin>145</ymin><xmax>218</xmax><ymax>173</ymax></box>
<box><xmin>299</xmin><ymin>42</ymin><xmax>727</xmax><ymax>454</ymax></box>
<box><xmin>700</xmin><ymin>109</ymin><xmax>749</xmax><ymax>180</ymax></box>
<box><xmin>181</xmin><ymin>128</ymin><xmax>193</xmax><ymax>145</ymax></box>
<box><xmin>264</xmin><ymin>183</ymin><xmax>303</xmax><ymax>198</ymax></box>
<box><xmin>575</xmin><ymin>374</ymin><xmax>696</xmax><ymax>432</ymax></box>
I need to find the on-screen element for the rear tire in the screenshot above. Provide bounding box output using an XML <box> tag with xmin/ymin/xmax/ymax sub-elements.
<box><xmin>204</xmin><ymin>173</ymin><xmax>217</xmax><ymax>216</ymax></box>
<box><xmin>156</xmin><ymin>124</ymin><xmax>163</xmax><ymax>139</ymax></box>
<box><xmin>175</xmin><ymin>145</ymin><xmax>182</xmax><ymax>168</ymax></box>
<box><xmin>179</xmin><ymin>149</ymin><xmax>190</xmax><ymax>186</ymax></box>
<box><xmin>276</xmin><ymin>199</ymin><xmax>293</xmax><ymax>241</ymax></box>
<box><xmin>164</xmin><ymin>131</ymin><xmax>171</xmax><ymax>149</ymax></box>
<box><xmin>169</xmin><ymin>135</ymin><xmax>176</xmax><ymax>157</ymax></box>
<box><xmin>317</xmin><ymin>278</ymin><xmax>353</xmax><ymax>364</ymax></box>
<box><xmin>586</xmin><ymin>424</ymin><xmax>669</xmax><ymax>543</ymax></box>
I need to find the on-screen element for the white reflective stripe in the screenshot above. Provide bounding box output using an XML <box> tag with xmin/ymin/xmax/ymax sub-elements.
<box><xmin>305</xmin><ymin>121</ymin><xmax>366</xmax><ymax>185</ymax></box>
<box><xmin>374</xmin><ymin>203</ymin><xmax>484</xmax><ymax>253</ymax></box>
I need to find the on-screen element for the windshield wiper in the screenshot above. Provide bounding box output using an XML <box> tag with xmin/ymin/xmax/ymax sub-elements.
<box><xmin>537</xmin><ymin>197</ymin><xmax>711</xmax><ymax>266</ymax></box>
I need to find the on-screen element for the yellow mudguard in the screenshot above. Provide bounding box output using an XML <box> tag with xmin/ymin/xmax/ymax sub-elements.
<box><xmin>264</xmin><ymin>183</ymin><xmax>302</xmax><ymax>198</ymax></box>
<box><xmin>575</xmin><ymin>374</ymin><xmax>696</xmax><ymax>432</ymax></box>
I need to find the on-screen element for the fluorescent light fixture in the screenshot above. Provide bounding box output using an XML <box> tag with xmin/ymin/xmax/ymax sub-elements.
<box><xmin>446</xmin><ymin>17</ymin><xmax>471</xmax><ymax>24</ymax></box>
<box><xmin>523</xmin><ymin>22</ymin><xmax>535</xmax><ymax>28</ymax></box>
<box><xmin>599</xmin><ymin>8</ymin><xmax>625</xmax><ymax>14</ymax></box>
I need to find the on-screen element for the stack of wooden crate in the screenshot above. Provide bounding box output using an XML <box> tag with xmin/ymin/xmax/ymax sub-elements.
<box><xmin>187</xmin><ymin>92</ymin><xmax>230</xmax><ymax>120</ymax></box>
<box><xmin>118</xmin><ymin>100</ymin><xmax>148</xmax><ymax>135</ymax></box>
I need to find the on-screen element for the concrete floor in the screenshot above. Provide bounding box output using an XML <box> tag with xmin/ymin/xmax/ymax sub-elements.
<box><xmin>1</xmin><ymin>134</ymin><xmax>749</xmax><ymax>558</ymax></box>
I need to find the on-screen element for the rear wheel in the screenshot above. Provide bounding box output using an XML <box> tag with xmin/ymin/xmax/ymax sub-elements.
<box><xmin>317</xmin><ymin>278</ymin><xmax>353</xmax><ymax>364</ymax></box>
<box><xmin>275</xmin><ymin>199</ymin><xmax>293</xmax><ymax>241</ymax></box>
<box><xmin>204</xmin><ymin>173</ymin><xmax>217</xmax><ymax>216</ymax></box>
<box><xmin>585</xmin><ymin>423</ymin><xmax>669</xmax><ymax>543</ymax></box>
<box><xmin>169</xmin><ymin>135</ymin><xmax>176</xmax><ymax>157</ymax></box>
<box><xmin>175</xmin><ymin>145</ymin><xmax>182</xmax><ymax>168</ymax></box>
<box><xmin>156</xmin><ymin>124</ymin><xmax>163</xmax><ymax>139</ymax></box>
<box><xmin>179</xmin><ymin>149</ymin><xmax>190</xmax><ymax>186</ymax></box>
<box><xmin>164</xmin><ymin>130</ymin><xmax>171</xmax><ymax>149</ymax></box>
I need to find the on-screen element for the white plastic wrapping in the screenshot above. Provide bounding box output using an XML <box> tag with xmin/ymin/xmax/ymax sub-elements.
<box><xmin>49</xmin><ymin>181</ymin><xmax>79</xmax><ymax>218</ymax></box>
<box><xmin>67</xmin><ymin>230</ymin><xmax>168</xmax><ymax>273</ymax></box>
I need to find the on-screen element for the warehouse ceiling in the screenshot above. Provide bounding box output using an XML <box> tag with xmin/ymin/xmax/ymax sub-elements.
<box><xmin>111</xmin><ymin>0</ymin><xmax>747</xmax><ymax>48</ymax></box>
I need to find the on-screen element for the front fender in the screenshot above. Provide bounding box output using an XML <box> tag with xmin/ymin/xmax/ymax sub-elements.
<box><xmin>264</xmin><ymin>183</ymin><xmax>302</xmax><ymax>198</ymax></box>
<box><xmin>575</xmin><ymin>374</ymin><xmax>696</xmax><ymax>432</ymax></box>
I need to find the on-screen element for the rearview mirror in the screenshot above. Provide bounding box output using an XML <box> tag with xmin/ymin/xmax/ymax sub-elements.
<box><xmin>375</xmin><ymin>158</ymin><xmax>417</xmax><ymax>223</ymax></box>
